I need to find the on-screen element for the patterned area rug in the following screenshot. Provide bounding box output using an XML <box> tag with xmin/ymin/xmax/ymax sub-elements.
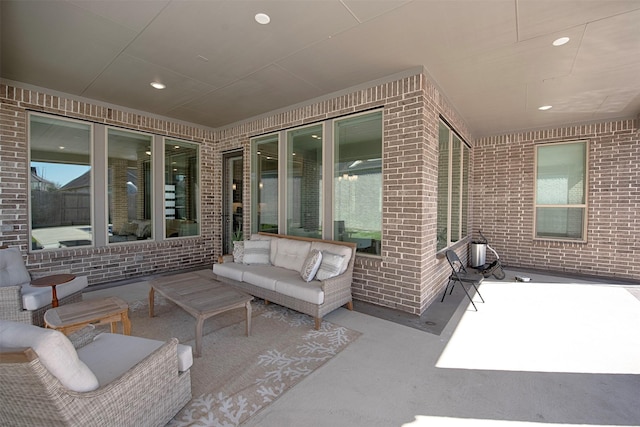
<box><xmin>125</xmin><ymin>296</ymin><xmax>360</xmax><ymax>426</ymax></box>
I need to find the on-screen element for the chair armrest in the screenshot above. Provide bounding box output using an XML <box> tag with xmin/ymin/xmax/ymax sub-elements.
<box><xmin>0</xmin><ymin>284</ymin><xmax>24</xmax><ymax>311</ymax></box>
<box><xmin>68</xmin><ymin>325</ymin><xmax>101</xmax><ymax>349</ymax></box>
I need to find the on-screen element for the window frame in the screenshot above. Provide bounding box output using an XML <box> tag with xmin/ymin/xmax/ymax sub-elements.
<box><xmin>533</xmin><ymin>140</ymin><xmax>588</xmax><ymax>242</ymax></box>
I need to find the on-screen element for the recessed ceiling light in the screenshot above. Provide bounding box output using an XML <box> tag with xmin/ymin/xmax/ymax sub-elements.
<box><xmin>552</xmin><ymin>37</ymin><xmax>570</xmax><ymax>46</ymax></box>
<box><xmin>150</xmin><ymin>81</ymin><xmax>166</xmax><ymax>90</ymax></box>
<box><xmin>538</xmin><ymin>105</ymin><xmax>553</xmax><ymax>111</ymax></box>
<box><xmin>255</xmin><ymin>13</ymin><xmax>270</xmax><ymax>25</ymax></box>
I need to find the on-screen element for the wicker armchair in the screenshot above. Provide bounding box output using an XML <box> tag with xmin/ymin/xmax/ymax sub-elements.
<box><xmin>0</xmin><ymin>246</ymin><xmax>87</xmax><ymax>326</ymax></box>
<box><xmin>0</xmin><ymin>322</ymin><xmax>192</xmax><ymax>426</ymax></box>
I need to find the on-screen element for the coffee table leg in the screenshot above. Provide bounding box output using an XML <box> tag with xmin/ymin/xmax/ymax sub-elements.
<box><xmin>245</xmin><ymin>300</ymin><xmax>252</xmax><ymax>337</ymax></box>
<box><xmin>149</xmin><ymin>287</ymin><xmax>155</xmax><ymax>318</ymax></box>
<box><xmin>195</xmin><ymin>317</ymin><xmax>204</xmax><ymax>358</ymax></box>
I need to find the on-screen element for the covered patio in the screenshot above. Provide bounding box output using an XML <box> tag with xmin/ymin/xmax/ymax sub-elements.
<box><xmin>85</xmin><ymin>267</ymin><xmax>640</xmax><ymax>426</ymax></box>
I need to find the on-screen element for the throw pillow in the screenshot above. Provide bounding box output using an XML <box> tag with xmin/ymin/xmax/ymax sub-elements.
<box><xmin>0</xmin><ymin>320</ymin><xmax>99</xmax><ymax>392</ymax></box>
<box><xmin>315</xmin><ymin>251</ymin><xmax>346</xmax><ymax>281</ymax></box>
<box><xmin>0</xmin><ymin>247</ymin><xmax>31</xmax><ymax>287</ymax></box>
<box><xmin>243</xmin><ymin>240</ymin><xmax>271</xmax><ymax>265</ymax></box>
<box><xmin>300</xmin><ymin>249</ymin><xmax>323</xmax><ymax>282</ymax></box>
<box><xmin>233</xmin><ymin>241</ymin><xmax>244</xmax><ymax>263</ymax></box>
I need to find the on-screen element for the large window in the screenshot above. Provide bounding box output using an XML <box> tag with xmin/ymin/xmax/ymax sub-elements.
<box><xmin>28</xmin><ymin>112</ymin><xmax>201</xmax><ymax>250</ymax></box>
<box><xmin>250</xmin><ymin>110</ymin><xmax>383</xmax><ymax>254</ymax></box>
<box><xmin>287</xmin><ymin>124</ymin><xmax>323</xmax><ymax>239</ymax></box>
<box><xmin>334</xmin><ymin>112</ymin><xmax>382</xmax><ymax>255</ymax></box>
<box><xmin>535</xmin><ymin>141</ymin><xmax>587</xmax><ymax>240</ymax></box>
<box><xmin>251</xmin><ymin>134</ymin><xmax>279</xmax><ymax>234</ymax></box>
<box><xmin>165</xmin><ymin>139</ymin><xmax>199</xmax><ymax>238</ymax></box>
<box><xmin>29</xmin><ymin>114</ymin><xmax>92</xmax><ymax>250</ymax></box>
<box><xmin>108</xmin><ymin>129</ymin><xmax>153</xmax><ymax>243</ymax></box>
<box><xmin>437</xmin><ymin>119</ymin><xmax>470</xmax><ymax>251</ymax></box>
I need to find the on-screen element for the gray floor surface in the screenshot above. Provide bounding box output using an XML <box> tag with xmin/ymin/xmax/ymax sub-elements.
<box><xmin>86</xmin><ymin>268</ymin><xmax>640</xmax><ymax>427</ymax></box>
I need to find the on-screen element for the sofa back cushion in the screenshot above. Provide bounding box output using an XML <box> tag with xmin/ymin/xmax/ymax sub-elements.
<box><xmin>0</xmin><ymin>320</ymin><xmax>99</xmax><ymax>392</ymax></box>
<box><xmin>273</xmin><ymin>239</ymin><xmax>311</xmax><ymax>272</ymax></box>
<box><xmin>0</xmin><ymin>247</ymin><xmax>31</xmax><ymax>287</ymax></box>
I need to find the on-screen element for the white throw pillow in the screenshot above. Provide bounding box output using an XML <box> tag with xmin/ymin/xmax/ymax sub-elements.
<box><xmin>243</xmin><ymin>240</ymin><xmax>271</xmax><ymax>265</ymax></box>
<box><xmin>300</xmin><ymin>249</ymin><xmax>323</xmax><ymax>282</ymax></box>
<box><xmin>233</xmin><ymin>241</ymin><xmax>244</xmax><ymax>263</ymax></box>
<box><xmin>315</xmin><ymin>251</ymin><xmax>346</xmax><ymax>281</ymax></box>
<box><xmin>0</xmin><ymin>320</ymin><xmax>99</xmax><ymax>392</ymax></box>
<box><xmin>0</xmin><ymin>247</ymin><xmax>31</xmax><ymax>287</ymax></box>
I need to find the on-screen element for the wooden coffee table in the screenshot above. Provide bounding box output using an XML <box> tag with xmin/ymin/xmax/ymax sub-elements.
<box><xmin>149</xmin><ymin>270</ymin><xmax>253</xmax><ymax>357</ymax></box>
<box><xmin>44</xmin><ymin>296</ymin><xmax>131</xmax><ymax>335</ymax></box>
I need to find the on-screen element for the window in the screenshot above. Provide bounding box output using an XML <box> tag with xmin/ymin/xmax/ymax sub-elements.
<box><xmin>108</xmin><ymin>128</ymin><xmax>153</xmax><ymax>243</ymax></box>
<box><xmin>165</xmin><ymin>139</ymin><xmax>200</xmax><ymax>238</ymax></box>
<box><xmin>334</xmin><ymin>112</ymin><xmax>382</xmax><ymax>255</ymax></box>
<box><xmin>250</xmin><ymin>110</ymin><xmax>383</xmax><ymax>254</ymax></box>
<box><xmin>535</xmin><ymin>141</ymin><xmax>587</xmax><ymax>240</ymax></box>
<box><xmin>29</xmin><ymin>114</ymin><xmax>92</xmax><ymax>250</ymax></box>
<box><xmin>251</xmin><ymin>134</ymin><xmax>279</xmax><ymax>234</ymax></box>
<box><xmin>287</xmin><ymin>124</ymin><xmax>323</xmax><ymax>239</ymax></box>
<box><xmin>437</xmin><ymin>119</ymin><xmax>470</xmax><ymax>251</ymax></box>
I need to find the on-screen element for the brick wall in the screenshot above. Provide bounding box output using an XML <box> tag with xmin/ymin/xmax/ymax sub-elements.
<box><xmin>0</xmin><ymin>84</ymin><xmax>216</xmax><ymax>283</ymax></box>
<box><xmin>1</xmin><ymin>73</ymin><xmax>474</xmax><ymax>315</ymax></box>
<box><xmin>473</xmin><ymin>119</ymin><xmax>640</xmax><ymax>281</ymax></box>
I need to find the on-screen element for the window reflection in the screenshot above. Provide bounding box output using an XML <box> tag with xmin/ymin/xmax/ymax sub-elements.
<box><xmin>251</xmin><ymin>135</ymin><xmax>279</xmax><ymax>234</ymax></box>
<box><xmin>165</xmin><ymin>140</ymin><xmax>199</xmax><ymax>238</ymax></box>
<box><xmin>29</xmin><ymin>114</ymin><xmax>92</xmax><ymax>250</ymax></box>
<box><xmin>108</xmin><ymin>128</ymin><xmax>153</xmax><ymax>243</ymax></box>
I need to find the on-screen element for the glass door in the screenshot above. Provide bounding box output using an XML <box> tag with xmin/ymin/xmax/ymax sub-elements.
<box><xmin>222</xmin><ymin>150</ymin><xmax>243</xmax><ymax>254</ymax></box>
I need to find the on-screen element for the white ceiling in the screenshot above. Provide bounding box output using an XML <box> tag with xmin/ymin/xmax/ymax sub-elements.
<box><xmin>2</xmin><ymin>0</ymin><xmax>639</xmax><ymax>137</ymax></box>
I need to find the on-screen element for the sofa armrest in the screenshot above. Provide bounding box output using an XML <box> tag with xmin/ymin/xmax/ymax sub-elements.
<box><xmin>218</xmin><ymin>254</ymin><xmax>234</xmax><ymax>264</ymax></box>
<box><xmin>320</xmin><ymin>270</ymin><xmax>353</xmax><ymax>295</ymax></box>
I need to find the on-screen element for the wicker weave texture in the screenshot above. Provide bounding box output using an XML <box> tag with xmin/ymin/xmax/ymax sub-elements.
<box><xmin>0</xmin><ymin>331</ymin><xmax>191</xmax><ymax>426</ymax></box>
<box><xmin>0</xmin><ymin>286</ymin><xmax>82</xmax><ymax>326</ymax></box>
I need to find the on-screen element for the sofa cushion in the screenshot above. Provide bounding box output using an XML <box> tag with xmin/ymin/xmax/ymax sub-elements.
<box><xmin>275</xmin><ymin>278</ymin><xmax>324</xmax><ymax>305</ymax></box>
<box><xmin>0</xmin><ymin>320</ymin><xmax>99</xmax><ymax>392</ymax></box>
<box><xmin>273</xmin><ymin>239</ymin><xmax>311</xmax><ymax>272</ymax></box>
<box><xmin>243</xmin><ymin>240</ymin><xmax>271</xmax><ymax>265</ymax></box>
<box><xmin>300</xmin><ymin>249</ymin><xmax>322</xmax><ymax>282</ymax></box>
<box><xmin>77</xmin><ymin>333</ymin><xmax>193</xmax><ymax>386</ymax></box>
<box><xmin>316</xmin><ymin>251</ymin><xmax>346</xmax><ymax>281</ymax></box>
<box><xmin>232</xmin><ymin>241</ymin><xmax>244</xmax><ymax>263</ymax></box>
<box><xmin>243</xmin><ymin>266</ymin><xmax>300</xmax><ymax>291</ymax></box>
<box><xmin>310</xmin><ymin>242</ymin><xmax>353</xmax><ymax>276</ymax></box>
<box><xmin>0</xmin><ymin>247</ymin><xmax>31</xmax><ymax>288</ymax></box>
<box><xmin>213</xmin><ymin>262</ymin><xmax>250</xmax><ymax>282</ymax></box>
<box><xmin>250</xmin><ymin>234</ymin><xmax>278</xmax><ymax>264</ymax></box>
<box><xmin>20</xmin><ymin>275</ymin><xmax>88</xmax><ymax>311</ymax></box>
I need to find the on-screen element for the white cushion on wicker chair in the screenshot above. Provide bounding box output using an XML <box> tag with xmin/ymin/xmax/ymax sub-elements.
<box><xmin>0</xmin><ymin>320</ymin><xmax>99</xmax><ymax>392</ymax></box>
<box><xmin>20</xmin><ymin>275</ymin><xmax>88</xmax><ymax>310</ymax></box>
<box><xmin>77</xmin><ymin>333</ymin><xmax>193</xmax><ymax>386</ymax></box>
<box><xmin>0</xmin><ymin>247</ymin><xmax>31</xmax><ymax>287</ymax></box>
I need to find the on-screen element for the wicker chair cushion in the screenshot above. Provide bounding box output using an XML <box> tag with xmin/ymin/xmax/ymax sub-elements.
<box><xmin>0</xmin><ymin>247</ymin><xmax>31</xmax><ymax>287</ymax></box>
<box><xmin>20</xmin><ymin>275</ymin><xmax>88</xmax><ymax>310</ymax></box>
<box><xmin>77</xmin><ymin>333</ymin><xmax>193</xmax><ymax>386</ymax></box>
<box><xmin>0</xmin><ymin>320</ymin><xmax>99</xmax><ymax>392</ymax></box>
<box><xmin>300</xmin><ymin>249</ymin><xmax>322</xmax><ymax>282</ymax></box>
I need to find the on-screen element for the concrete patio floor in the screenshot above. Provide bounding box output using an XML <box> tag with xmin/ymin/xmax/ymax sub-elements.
<box><xmin>86</xmin><ymin>268</ymin><xmax>640</xmax><ymax>427</ymax></box>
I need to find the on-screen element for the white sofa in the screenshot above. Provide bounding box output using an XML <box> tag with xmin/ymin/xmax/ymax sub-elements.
<box><xmin>0</xmin><ymin>320</ymin><xmax>192</xmax><ymax>426</ymax></box>
<box><xmin>0</xmin><ymin>246</ymin><xmax>88</xmax><ymax>326</ymax></box>
<box><xmin>213</xmin><ymin>232</ymin><xmax>356</xmax><ymax>329</ymax></box>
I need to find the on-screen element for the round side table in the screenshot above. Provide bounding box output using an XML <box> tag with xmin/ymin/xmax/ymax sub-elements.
<box><xmin>30</xmin><ymin>273</ymin><xmax>76</xmax><ymax>308</ymax></box>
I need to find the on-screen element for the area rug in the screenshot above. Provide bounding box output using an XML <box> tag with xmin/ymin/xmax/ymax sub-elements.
<box><xmin>436</xmin><ymin>281</ymin><xmax>640</xmax><ymax>374</ymax></box>
<box><xmin>124</xmin><ymin>296</ymin><xmax>361</xmax><ymax>426</ymax></box>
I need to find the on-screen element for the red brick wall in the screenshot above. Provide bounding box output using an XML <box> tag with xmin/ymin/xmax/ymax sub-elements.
<box><xmin>473</xmin><ymin>119</ymin><xmax>640</xmax><ymax>281</ymax></box>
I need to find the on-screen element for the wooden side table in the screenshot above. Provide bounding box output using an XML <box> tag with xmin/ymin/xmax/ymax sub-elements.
<box><xmin>44</xmin><ymin>296</ymin><xmax>131</xmax><ymax>336</ymax></box>
<box><xmin>31</xmin><ymin>273</ymin><xmax>76</xmax><ymax>308</ymax></box>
